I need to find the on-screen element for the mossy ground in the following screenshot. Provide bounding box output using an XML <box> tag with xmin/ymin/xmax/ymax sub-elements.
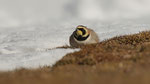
<box><xmin>1</xmin><ymin>31</ymin><xmax>150</xmax><ymax>84</ymax></box>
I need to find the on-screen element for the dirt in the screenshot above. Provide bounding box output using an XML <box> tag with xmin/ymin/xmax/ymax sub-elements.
<box><xmin>0</xmin><ymin>31</ymin><xmax>150</xmax><ymax>84</ymax></box>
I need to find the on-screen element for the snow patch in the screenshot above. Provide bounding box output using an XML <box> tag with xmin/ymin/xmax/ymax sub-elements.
<box><xmin>0</xmin><ymin>48</ymin><xmax>79</xmax><ymax>71</ymax></box>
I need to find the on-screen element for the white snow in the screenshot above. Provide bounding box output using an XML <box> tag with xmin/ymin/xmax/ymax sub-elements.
<box><xmin>0</xmin><ymin>0</ymin><xmax>150</xmax><ymax>71</ymax></box>
<box><xmin>0</xmin><ymin>48</ymin><xmax>79</xmax><ymax>71</ymax></box>
<box><xmin>0</xmin><ymin>24</ymin><xmax>80</xmax><ymax>71</ymax></box>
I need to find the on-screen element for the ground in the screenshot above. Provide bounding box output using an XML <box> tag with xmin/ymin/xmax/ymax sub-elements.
<box><xmin>0</xmin><ymin>31</ymin><xmax>150</xmax><ymax>84</ymax></box>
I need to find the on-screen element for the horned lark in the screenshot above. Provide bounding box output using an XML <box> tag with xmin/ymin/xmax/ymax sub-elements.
<box><xmin>69</xmin><ymin>25</ymin><xmax>99</xmax><ymax>47</ymax></box>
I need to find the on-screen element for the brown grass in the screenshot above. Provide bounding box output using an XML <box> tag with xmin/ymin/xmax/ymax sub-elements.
<box><xmin>55</xmin><ymin>31</ymin><xmax>150</xmax><ymax>66</ymax></box>
<box><xmin>1</xmin><ymin>31</ymin><xmax>150</xmax><ymax>84</ymax></box>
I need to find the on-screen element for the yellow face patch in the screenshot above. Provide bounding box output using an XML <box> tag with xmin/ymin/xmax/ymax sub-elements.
<box><xmin>76</xmin><ymin>26</ymin><xmax>89</xmax><ymax>37</ymax></box>
<box><xmin>82</xmin><ymin>28</ymin><xmax>88</xmax><ymax>37</ymax></box>
<box><xmin>76</xmin><ymin>29</ymin><xmax>83</xmax><ymax>36</ymax></box>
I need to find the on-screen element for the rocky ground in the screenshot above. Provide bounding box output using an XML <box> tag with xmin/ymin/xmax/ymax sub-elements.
<box><xmin>0</xmin><ymin>31</ymin><xmax>150</xmax><ymax>84</ymax></box>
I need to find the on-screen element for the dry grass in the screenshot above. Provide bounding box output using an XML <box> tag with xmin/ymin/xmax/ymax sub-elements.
<box><xmin>1</xmin><ymin>31</ymin><xmax>150</xmax><ymax>84</ymax></box>
<box><xmin>55</xmin><ymin>31</ymin><xmax>150</xmax><ymax>66</ymax></box>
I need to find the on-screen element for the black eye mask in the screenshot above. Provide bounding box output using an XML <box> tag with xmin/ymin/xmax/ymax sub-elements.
<box><xmin>74</xmin><ymin>34</ymin><xmax>89</xmax><ymax>41</ymax></box>
<box><xmin>74</xmin><ymin>31</ymin><xmax>90</xmax><ymax>41</ymax></box>
<box><xmin>78</xmin><ymin>28</ymin><xmax>86</xmax><ymax>35</ymax></box>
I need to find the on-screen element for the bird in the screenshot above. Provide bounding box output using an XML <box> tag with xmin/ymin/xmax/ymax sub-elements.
<box><xmin>69</xmin><ymin>25</ymin><xmax>99</xmax><ymax>47</ymax></box>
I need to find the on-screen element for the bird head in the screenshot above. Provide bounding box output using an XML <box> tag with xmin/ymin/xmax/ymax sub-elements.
<box><xmin>75</xmin><ymin>25</ymin><xmax>89</xmax><ymax>37</ymax></box>
<box><xmin>74</xmin><ymin>25</ymin><xmax>90</xmax><ymax>41</ymax></box>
